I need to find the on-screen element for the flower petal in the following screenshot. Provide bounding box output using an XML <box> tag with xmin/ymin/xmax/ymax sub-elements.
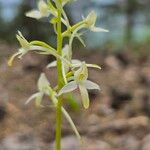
<box><xmin>72</xmin><ymin>62</ymin><xmax>101</xmax><ymax>70</ymax></box>
<box><xmin>71</xmin><ymin>59</ymin><xmax>81</xmax><ymax>64</ymax></box>
<box><xmin>16</xmin><ymin>31</ymin><xmax>30</xmax><ymax>49</ymax></box>
<box><xmin>37</xmin><ymin>73</ymin><xmax>50</xmax><ymax>94</ymax></box>
<box><xmin>38</xmin><ymin>0</ymin><xmax>49</xmax><ymax>16</ymax></box>
<box><xmin>8</xmin><ymin>52</ymin><xmax>21</xmax><ymax>66</ymax></box>
<box><xmin>82</xmin><ymin>80</ymin><xmax>100</xmax><ymax>90</ymax></box>
<box><xmin>91</xmin><ymin>27</ymin><xmax>109</xmax><ymax>32</ymax></box>
<box><xmin>35</xmin><ymin>92</ymin><xmax>44</xmax><ymax>107</ymax></box>
<box><xmin>86</xmin><ymin>64</ymin><xmax>101</xmax><ymax>69</ymax></box>
<box><xmin>79</xmin><ymin>84</ymin><xmax>89</xmax><ymax>109</ymax></box>
<box><xmin>58</xmin><ymin>81</ymin><xmax>77</xmax><ymax>96</ymax></box>
<box><xmin>26</xmin><ymin>10</ymin><xmax>42</xmax><ymax>19</ymax></box>
<box><xmin>85</xmin><ymin>11</ymin><xmax>97</xmax><ymax>27</ymax></box>
<box><xmin>25</xmin><ymin>92</ymin><xmax>41</xmax><ymax>105</ymax></box>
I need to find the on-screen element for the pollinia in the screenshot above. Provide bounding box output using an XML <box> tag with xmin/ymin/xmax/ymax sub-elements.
<box><xmin>8</xmin><ymin>0</ymin><xmax>108</xmax><ymax>149</ymax></box>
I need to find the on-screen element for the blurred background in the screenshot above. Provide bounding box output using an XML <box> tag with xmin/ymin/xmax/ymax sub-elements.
<box><xmin>0</xmin><ymin>0</ymin><xmax>149</xmax><ymax>150</ymax></box>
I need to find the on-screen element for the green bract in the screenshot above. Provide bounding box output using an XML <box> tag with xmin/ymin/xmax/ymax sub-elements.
<box><xmin>8</xmin><ymin>0</ymin><xmax>108</xmax><ymax>149</ymax></box>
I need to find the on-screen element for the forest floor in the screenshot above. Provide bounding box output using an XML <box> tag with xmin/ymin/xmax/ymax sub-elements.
<box><xmin>0</xmin><ymin>43</ymin><xmax>149</xmax><ymax>150</ymax></box>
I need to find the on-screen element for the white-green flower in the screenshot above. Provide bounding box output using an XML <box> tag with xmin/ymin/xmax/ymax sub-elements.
<box><xmin>58</xmin><ymin>62</ymin><xmax>100</xmax><ymax>109</ymax></box>
<box><xmin>26</xmin><ymin>0</ymin><xmax>57</xmax><ymax>19</ymax></box>
<box><xmin>47</xmin><ymin>45</ymin><xmax>101</xmax><ymax>84</ymax></box>
<box><xmin>8</xmin><ymin>31</ymin><xmax>69</xmax><ymax>66</ymax></box>
<box><xmin>25</xmin><ymin>73</ymin><xmax>81</xmax><ymax>140</ymax></box>
<box><xmin>85</xmin><ymin>11</ymin><xmax>109</xmax><ymax>32</ymax></box>
<box><xmin>47</xmin><ymin>45</ymin><xmax>101</xmax><ymax>69</ymax></box>
<box><xmin>25</xmin><ymin>73</ymin><xmax>51</xmax><ymax>107</ymax></box>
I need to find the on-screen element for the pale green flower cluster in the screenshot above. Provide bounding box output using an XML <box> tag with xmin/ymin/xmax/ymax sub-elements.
<box><xmin>8</xmin><ymin>0</ymin><xmax>108</xmax><ymax>141</ymax></box>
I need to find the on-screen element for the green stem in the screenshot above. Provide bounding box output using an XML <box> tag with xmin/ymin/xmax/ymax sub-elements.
<box><xmin>55</xmin><ymin>0</ymin><xmax>64</xmax><ymax>150</ymax></box>
<box><xmin>56</xmin><ymin>97</ymin><xmax>62</xmax><ymax>150</ymax></box>
<box><xmin>56</xmin><ymin>2</ymin><xmax>64</xmax><ymax>88</ymax></box>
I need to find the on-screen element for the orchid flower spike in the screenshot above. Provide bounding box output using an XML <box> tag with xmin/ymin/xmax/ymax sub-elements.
<box><xmin>26</xmin><ymin>0</ymin><xmax>57</xmax><ymax>19</ymax></box>
<box><xmin>58</xmin><ymin>62</ymin><xmax>100</xmax><ymax>109</ymax></box>
<box><xmin>25</xmin><ymin>73</ymin><xmax>51</xmax><ymax>107</ymax></box>
<box><xmin>85</xmin><ymin>11</ymin><xmax>109</xmax><ymax>32</ymax></box>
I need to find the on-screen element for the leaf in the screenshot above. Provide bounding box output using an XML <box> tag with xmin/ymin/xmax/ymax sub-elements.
<box><xmin>82</xmin><ymin>80</ymin><xmax>100</xmax><ymax>90</ymax></box>
<box><xmin>79</xmin><ymin>84</ymin><xmax>89</xmax><ymax>109</ymax></box>
<box><xmin>58</xmin><ymin>81</ymin><xmax>77</xmax><ymax>96</ymax></box>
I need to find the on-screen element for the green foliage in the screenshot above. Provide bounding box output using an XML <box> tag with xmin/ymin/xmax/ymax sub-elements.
<box><xmin>8</xmin><ymin>0</ymin><xmax>108</xmax><ymax>149</ymax></box>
